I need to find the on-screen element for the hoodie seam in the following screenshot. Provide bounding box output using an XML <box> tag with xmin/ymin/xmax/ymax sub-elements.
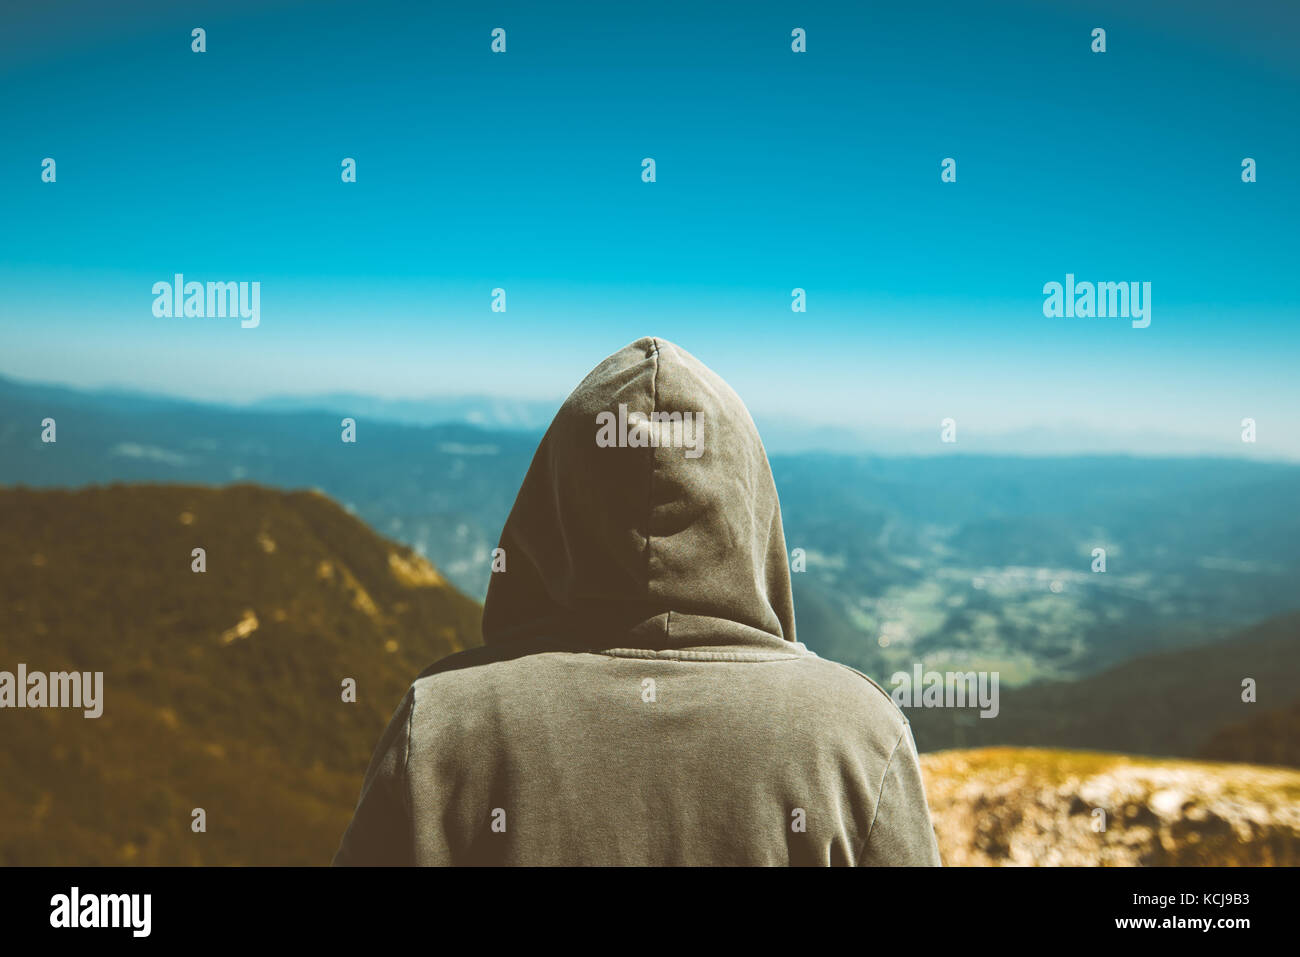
<box><xmin>645</xmin><ymin>338</ymin><xmax>663</xmax><ymax>642</ymax></box>
<box><xmin>833</xmin><ymin>660</ymin><xmax>908</xmax><ymax>714</ymax></box>
<box><xmin>595</xmin><ymin>647</ymin><xmax>810</xmax><ymax>662</ymax></box>
<box><xmin>402</xmin><ymin>687</ymin><xmax>416</xmax><ymax>861</ymax></box>
<box><xmin>857</xmin><ymin>725</ymin><xmax>906</xmax><ymax>863</ymax></box>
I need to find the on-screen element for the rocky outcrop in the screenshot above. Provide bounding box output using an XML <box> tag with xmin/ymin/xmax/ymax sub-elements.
<box><xmin>921</xmin><ymin>747</ymin><xmax>1300</xmax><ymax>866</ymax></box>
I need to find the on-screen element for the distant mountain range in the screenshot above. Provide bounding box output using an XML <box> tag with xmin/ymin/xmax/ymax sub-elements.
<box><xmin>247</xmin><ymin>391</ymin><xmax>560</xmax><ymax>432</ymax></box>
<box><xmin>0</xmin><ymin>373</ymin><xmax>539</xmax><ymax>599</ymax></box>
<box><xmin>7</xmin><ymin>374</ymin><xmax>1293</xmax><ymax>460</ymax></box>
<box><xmin>0</xmin><ymin>483</ymin><xmax>481</xmax><ymax>865</ymax></box>
<box><xmin>4</xmin><ymin>372</ymin><xmax>1300</xmax><ymax>687</ymax></box>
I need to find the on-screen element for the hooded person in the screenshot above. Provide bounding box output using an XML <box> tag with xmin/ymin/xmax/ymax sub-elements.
<box><xmin>333</xmin><ymin>337</ymin><xmax>941</xmax><ymax>866</ymax></box>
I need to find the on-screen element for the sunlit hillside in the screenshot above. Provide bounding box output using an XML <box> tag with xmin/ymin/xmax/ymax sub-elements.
<box><xmin>0</xmin><ymin>483</ymin><xmax>481</xmax><ymax>864</ymax></box>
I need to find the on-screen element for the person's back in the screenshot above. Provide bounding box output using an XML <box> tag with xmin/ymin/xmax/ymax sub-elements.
<box><xmin>334</xmin><ymin>337</ymin><xmax>941</xmax><ymax>866</ymax></box>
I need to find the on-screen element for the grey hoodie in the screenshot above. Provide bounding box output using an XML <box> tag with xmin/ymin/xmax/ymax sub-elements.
<box><xmin>333</xmin><ymin>337</ymin><xmax>941</xmax><ymax>866</ymax></box>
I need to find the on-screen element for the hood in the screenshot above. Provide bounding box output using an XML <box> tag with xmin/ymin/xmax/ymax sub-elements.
<box><xmin>482</xmin><ymin>337</ymin><xmax>797</xmax><ymax>654</ymax></box>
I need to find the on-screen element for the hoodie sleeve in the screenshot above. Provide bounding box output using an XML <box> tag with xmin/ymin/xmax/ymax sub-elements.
<box><xmin>332</xmin><ymin>687</ymin><xmax>416</xmax><ymax>866</ymax></box>
<box><xmin>857</xmin><ymin>723</ymin><xmax>942</xmax><ymax>866</ymax></box>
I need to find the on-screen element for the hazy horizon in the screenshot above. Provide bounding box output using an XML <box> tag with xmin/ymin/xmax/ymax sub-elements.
<box><xmin>3</xmin><ymin>366</ymin><xmax>1296</xmax><ymax>461</ymax></box>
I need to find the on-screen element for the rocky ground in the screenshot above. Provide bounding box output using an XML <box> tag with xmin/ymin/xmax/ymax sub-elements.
<box><xmin>920</xmin><ymin>747</ymin><xmax>1300</xmax><ymax>866</ymax></box>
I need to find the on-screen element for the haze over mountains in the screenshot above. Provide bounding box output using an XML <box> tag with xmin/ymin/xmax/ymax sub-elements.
<box><xmin>7</xmin><ymin>373</ymin><xmax>1293</xmax><ymax>460</ymax></box>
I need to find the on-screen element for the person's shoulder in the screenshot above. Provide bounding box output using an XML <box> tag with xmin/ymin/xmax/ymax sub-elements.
<box><xmin>407</xmin><ymin>641</ymin><xmax>573</xmax><ymax>713</ymax></box>
<box><xmin>409</xmin><ymin>643</ymin><xmax>522</xmax><ymax>698</ymax></box>
<box><xmin>398</xmin><ymin>645</ymin><xmax>511</xmax><ymax>740</ymax></box>
<box><xmin>790</xmin><ymin>651</ymin><xmax>909</xmax><ymax>730</ymax></box>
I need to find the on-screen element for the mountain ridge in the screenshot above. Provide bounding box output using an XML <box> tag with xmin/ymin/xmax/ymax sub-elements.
<box><xmin>907</xmin><ymin>611</ymin><xmax>1300</xmax><ymax>763</ymax></box>
<box><xmin>0</xmin><ymin>482</ymin><xmax>481</xmax><ymax>864</ymax></box>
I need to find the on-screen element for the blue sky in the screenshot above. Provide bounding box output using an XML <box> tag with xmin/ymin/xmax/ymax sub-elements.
<box><xmin>1</xmin><ymin>0</ymin><xmax>1297</xmax><ymax>455</ymax></box>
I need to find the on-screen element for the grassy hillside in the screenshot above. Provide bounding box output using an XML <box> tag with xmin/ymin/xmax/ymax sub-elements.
<box><xmin>922</xmin><ymin>748</ymin><xmax>1300</xmax><ymax>866</ymax></box>
<box><xmin>0</xmin><ymin>483</ymin><xmax>481</xmax><ymax>864</ymax></box>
